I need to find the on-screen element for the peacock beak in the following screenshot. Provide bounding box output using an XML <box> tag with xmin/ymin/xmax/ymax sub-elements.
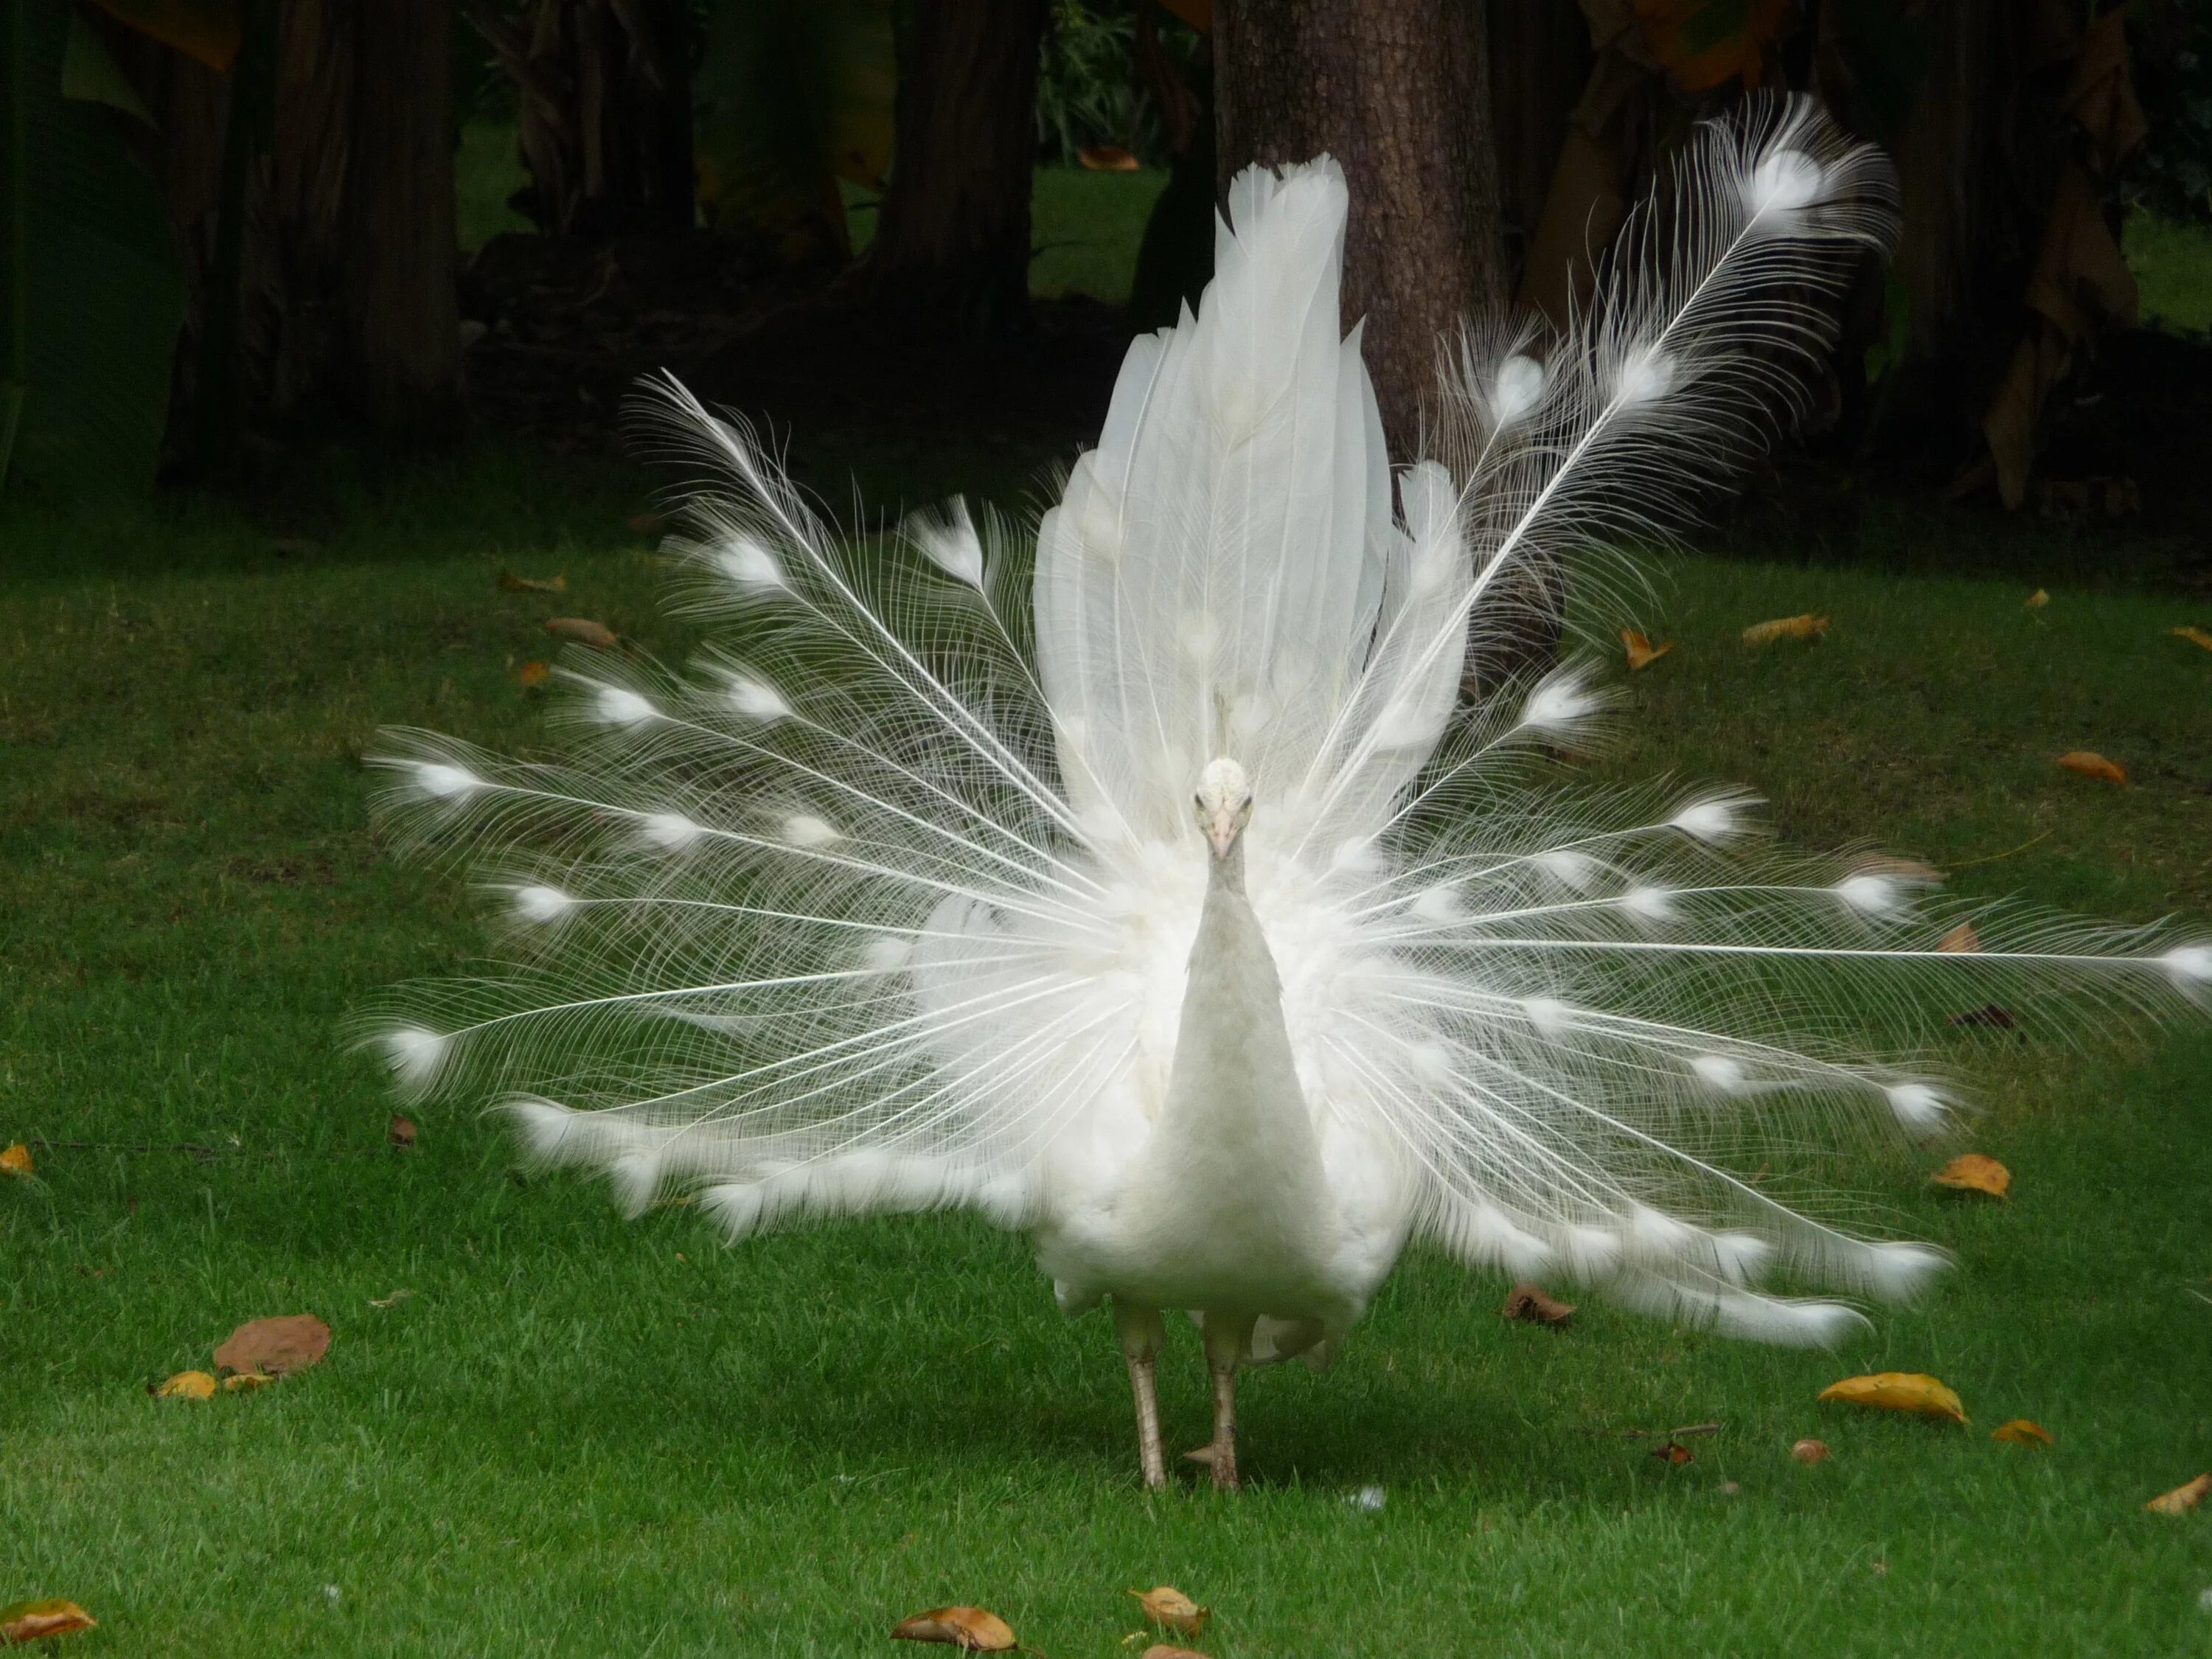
<box><xmin>1204</xmin><ymin>807</ymin><xmax>1241</xmax><ymax>861</ymax></box>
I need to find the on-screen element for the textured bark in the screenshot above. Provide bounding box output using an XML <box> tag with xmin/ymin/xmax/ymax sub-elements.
<box><xmin>860</xmin><ymin>0</ymin><xmax>1046</xmax><ymax>329</ymax></box>
<box><xmin>1486</xmin><ymin>0</ymin><xmax>1592</xmax><ymax>291</ymax></box>
<box><xmin>1213</xmin><ymin>0</ymin><xmax>1506</xmax><ymax>449</ymax></box>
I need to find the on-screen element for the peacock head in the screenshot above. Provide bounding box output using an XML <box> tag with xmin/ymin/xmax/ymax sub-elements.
<box><xmin>1194</xmin><ymin>758</ymin><xmax>1254</xmax><ymax>862</ymax></box>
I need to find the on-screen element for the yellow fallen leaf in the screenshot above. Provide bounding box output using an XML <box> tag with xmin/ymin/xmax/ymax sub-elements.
<box><xmin>0</xmin><ymin>1141</ymin><xmax>31</xmax><ymax>1178</ymax></box>
<box><xmin>1141</xmin><ymin>1648</ymin><xmax>1210</xmax><ymax>1659</ymax></box>
<box><xmin>889</xmin><ymin>1607</ymin><xmax>1017</xmax><ymax>1650</ymax></box>
<box><xmin>1079</xmin><ymin>144</ymin><xmax>1141</xmax><ymax>172</ymax></box>
<box><xmin>153</xmin><ymin>1370</ymin><xmax>217</xmax><ymax>1400</ymax></box>
<box><xmin>1931</xmin><ymin>1152</ymin><xmax>2011</xmax><ymax>1198</ymax></box>
<box><xmin>2146</xmin><ymin>1472</ymin><xmax>2212</xmax><ymax>1514</ymax></box>
<box><xmin>2171</xmin><ymin>625</ymin><xmax>2212</xmax><ymax>653</ymax></box>
<box><xmin>1791</xmin><ymin>1437</ymin><xmax>1830</xmax><ymax>1464</ymax></box>
<box><xmin>2024</xmin><ymin>588</ymin><xmax>2048</xmax><ymax>608</ymax></box>
<box><xmin>1621</xmin><ymin>627</ymin><xmax>1672</xmax><ymax>670</ymax></box>
<box><xmin>215</xmin><ymin>1313</ymin><xmax>331</xmax><ymax>1377</ymax></box>
<box><xmin>0</xmin><ymin>1598</ymin><xmax>97</xmax><ymax>1644</ymax></box>
<box><xmin>496</xmin><ymin>570</ymin><xmax>567</xmax><ymax>594</ymax></box>
<box><xmin>1938</xmin><ymin>921</ymin><xmax>1983</xmax><ymax>953</ymax></box>
<box><xmin>545</xmin><ymin>617</ymin><xmax>618</xmax><ymax>650</ymax></box>
<box><xmin>1818</xmin><ymin>1371</ymin><xmax>1968</xmax><ymax>1425</ymax></box>
<box><xmin>1131</xmin><ymin>1586</ymin><xmax>1209</xmax><ymax>1638</ymax></box>
<box><xmin>223</xmin><ymin>1371</ymin><xmax>276</xmax><ymax>1393</ymax></box>
<box><xmin>1991</xmin><ymin>1419</ymin><xmax>2052</xmax><ymax>1447</ymax></box>
<box><xmin>517</xmin><ymin>660</ymin><xmax>552</xmax><ymax>689</ymax></box>
<box><xmin>1742</xmin><ymin>613</ymin><xmax>1829</xmax><ymax>646</ymax></box>
<box><xmin>2055</xmin><ymin>750</ymin><xmax>2126</xmax><ymax>785</ymax></box>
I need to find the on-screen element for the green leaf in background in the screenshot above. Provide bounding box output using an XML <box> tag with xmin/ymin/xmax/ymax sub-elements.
<box><xmin>3</xmin><ymin>4</ymin><xmax>185</xmax><ymax>503</ymax></box>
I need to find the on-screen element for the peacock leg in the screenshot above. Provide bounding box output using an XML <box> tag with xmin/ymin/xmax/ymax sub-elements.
<box><xmin>1200</xmin><ymin>1310</ymin><xmax>1258</xmax><ymax>1492</ymax></box>
<box><xmin>1114</xmin><ymin>1300</ymin><xmax>1168</xmax><ymax>1490</ymax></box>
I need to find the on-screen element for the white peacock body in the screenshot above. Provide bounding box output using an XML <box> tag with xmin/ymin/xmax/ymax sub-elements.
<box><xmin>369</xmin><ymin>95</ymin><xmax>2206</xmax><ymax>1484</ymax></box>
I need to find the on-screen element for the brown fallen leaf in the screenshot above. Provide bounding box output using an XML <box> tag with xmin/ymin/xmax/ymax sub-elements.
<box><xmin>0</xmin><ymin>1598</ymin><xmax>97</xmax><ymax>1644</ymax></box>
<box><xmin>153</xmin><ymin>1370</ymin><xmax>217</xmax><ymax>1400</ymax></box>
<box><xmin>545</xmin><ymin>617</ymin><xmax>618</xmax><ymax>650</ymax></box>
<box><xmin>2024</xmin><ymin>588</ymin><xmax>2049</xmax><ymax>609</ymax></box>
<box><xmin>1949</xmin><ymin>1003</ymin><xmax>2017</xmax><ymax>1030</ymax></box>
<box><xmin>1131</xmin><ymin>1586</ymin><xmax>1208</xmax><ymax>1638</ymax></box>
<box><xmin>1991</xmin><ymin>1419</ymin><xmax>2052</xmax><ymax>1447</ymax></box>
<box><xmin>2146</xmin><ymin>1472</ymin><xmax>2212</xmax><ymax>1514</ymax></box>
<box><xmin>497</xmin><ymin>570</ymin><xmax>567</xmax><ymax>594</ymax></box>
<box><xmin>1938</xmin><ymin>921</ymin><xmax>1983</xmax><ymax>953</ymax></box>
<box><xmin>386</xmin><ymin>1113</ymin><xmax>417</xmax><ymax>1151</ymax></box>
<box><xmin>1791</xmin><ymin>1437</ymin><xmax>1830</xmax><ymax>1464</ymax></box>
<box><xmin>1818</xmin><ymin>1371</ymin><xmax>1968</xmax><ymax>1425</ymax></box>
<box><xmin>1079</xmin><ymin>144</ymin><xmax>1141</xmax><ymax>171</ymax></box>
<box><xmin>215</xmin><ymin>1313</ymin><xmax>331</xmax><ymax>1377</ymax></box>
<box><xmin>1652</xmin><ymin>1440</ymin><xmax>1694</xmax><ymax>1465</ymax></box>
<box><xmin>223</xmin><ymin>1371</ymin><xmax>276</xmax><ymax>1393</ymax></box>
<box><xmin>888</xmin><ymin>1607</ymin><xmax>1017</xmax><ymax>1651</ymax></box>
<box><xmin>1741</xmin><ymin>613</ymin><xmax>1829</xmax><ymax>646</ymax></box>
<box><xmin>1141</xmin><ymin>1648</ymin><xmax>1210</xmax><ymax>1659</ymax></box>
<box><xmin>517</xmin><ymin>659</ymin><xmax>552</xmax><ymax>689</ymax></box>
<box><xmin>1849</xmin><ymin>854</ymin><xmax>1945</xmax><ymax>883</ymax></box>
<box><xmin>1621</xmin><ymin>627</ymin><xmax>1672</xmax><ymax>670</ymax></box>
<box><xmin>0</xmin><ymin>1141</ymin><xmax>31</xmax><ymax>1178</ymax></box>
<box><xmin>1931</xmin><ymin>1152</ymin><xmax>2011</xmax><ymax>1199</ymax></box>
<box><xmin>2171</xmin><ymin>625</ymin><xmax>2212</xmax><ymax>653</ymax></box>
<box><xmin>2055</xmin><ymin>750</ymin><xmax>2127</xmax><ymax>785</ymax></box>
<box><xmin>1500</xmin><ymin>1282</ymin><xmax>1575</xmax><ymax>1329</ymax></box>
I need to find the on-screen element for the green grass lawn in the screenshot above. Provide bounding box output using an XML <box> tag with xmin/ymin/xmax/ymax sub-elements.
<box><xmin>2126</xmin><ymin>212</ymin><xmax>2212</xmax><ymax>336</ymax></box>
<box><xmin>4</xmin><ymin>445</ymin><xmax>2211</xmax><ymax>1655</ymax></box>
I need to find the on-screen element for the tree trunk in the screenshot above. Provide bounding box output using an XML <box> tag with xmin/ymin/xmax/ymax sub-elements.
<box><xmin>860</xmin><ymin>0</ymin><xmax>1046</xmax><ymax>330</ymax></box>
<box><xmin>339</xmin><ymin>0</ymin><xmax>461</xmax><ymax>427</ymax></box>
<box><xmin>1213</xmin><ymin>0</ymin><xmax>1506</xmax><ymax>450</ymax></box>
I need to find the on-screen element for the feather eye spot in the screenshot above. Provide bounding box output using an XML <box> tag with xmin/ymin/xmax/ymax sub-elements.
<box><xmin>1670</xmin><ymin>797</ymin><xmax>1747</xmax><ymax>844</ymax></box>
<box><xmin>1691</xmin><ymin>1054</ymin><xmax>1748</xmax><ymax>1096</ymax></box>
<box><xmin>1537</xmin><ymin>849</ymin><xmax>1598</xmax><ymax>889</ymax></box>
<box><xmin>590</xmin><ymin>684</ymin><xmax>659</xmax><ymax>729</ymax></box>
<box><xmin>724</xmin><ymin>673</ymin><xmax>790</xmax><ymax>722</ymax></box>
<box><xmin>1492</xmin><ymin>354</ymin><xmax>1547</xmax><ymax>425</ymax></box>
<box><xmin>1613</xmin><ymin>345</ymin><xmax>1675</xmax><ymax>407</ymax></box>
<box><xmin>863</xmin><ymin>935</ymin><xmax>912</xmax><ymax>974</ymax></box>
<box><xmin>1411</xmin><ymin>884</ymin><xmax>1461</xmax><ymax>924</ymax></box>
<box><xmin>1834</xmin><ymin>874</ymin><xmax>1903</xmax><ymax>915</ymax></box>
<box><xmin>914</xmin><ymin>499</ymin><xmax>986</xmax><ymax>588</ymax></box>
<box><xmin>2163</xmin><ymin>945</ymin><xmax>2212</xmax><ymax>986</ymax></box>
<box><xmin>712</xmin><ymin>537</ymin><xmax>786</xmax><ymax>591</ymax></box>
<box><xmin>381</xmin><ymin>1026</ymin><xmax>450</xmax><ymax>1094</ymax></box>
<box><xmin>410</xmin><ymin>761</ymin><xmax>484</xmax><ymax>801</ymax></box>
<box><xmin>639</xmin><ymin>812</ymin><xmax>703</xmax><ymax>852</ymax></box>
<box><xmin>1623</xmin><ymin>886</ymin><xmax>1675</xmax><ymax>922</ymax></box>
<box><xmin>511</xmin><ymin>885</ymin><xmax>575</xmax><ymax>924</ymax></box>
<box><xmin>1885</xmin><ymin>1082</ymin><xmax>1950</xmax><ymax>1133</ymax></box>
<box><xmin>1747</xmin><ymin>148</ymin><xmax>1826</xmax><ymax>218</ymax></box>
<box><xmin>780</xmin><ymin>813</ymin><xmax>840</xmax><ymax>849</ymax></box>
<box><xmin>1520</xmin><ymin>996</ymin><xmax>1572</xmax><ymax>1037</ymax></box>
<box><xmin>1520</xmin><ymin>671</ymin><xmax>1601</xmax><ymax>732</ymax></box>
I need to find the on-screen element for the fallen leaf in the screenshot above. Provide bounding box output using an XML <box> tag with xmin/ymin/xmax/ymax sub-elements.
<box><xmin>2056</xmin><ymin>750</ymin><xmax>2127</xmax><ymax>785</ymax></box>
<box><xmin>1652</xmin><ymin>1440</ymin><xmax>1695</xmax><ymax>1465</ymax></box>
<box><xmin>2025</xmin><ymin>588</ymin><xmax>2049</xmax><ymax>608</ymax></box>
<box><xmin>1818</xmin><ymin>1371</ymin><xmax>1968</xmax><ymax>1425</ymax></box>
<box><xmin>0</xmin><ymin>1142</ymin><xmax>31</xmax><ymax>1178</ymax></box>
<box><xmin>1992</xmin><ymin>1419</ymin><xmax>2053</xmax><ymax>1447</ymax></box>
<box><xmin>369</xmin><ymin>1289</ymin><xmax>413</xmax><ymax>1310</ymax></box>
<box><xmin>386</xmin><ymin>1113</ymin><xmax>417</xmax><ymax>1150</ymax></box>
<box><xmin>1141</xmin><ymin>1649</ymin><xmax>1210</xmax><ymax>1659</ymax></box>
<box><xmin>1500</xmin><ymin>1281</ymin><xmax>1576</xmax><ymax>1328</ymax></box>
<box><xmin>2171</xmin><ymin>625</ymin><xmax>2212</xmax><ymax>653</ymax></box>
<box><xmin>1931</xmin><ymin>1153</ymin><xmax>2011</xmax><ymax>1198</ymax></box>
<box><xmin>517</xmin><ymin>660</ymin><xmax>552</xmax><ymax>689</ymax></box>
<box><xmin>214</xmin><ymin>1313</ymin><xmax>331</xmax><ymax>1377</ymax></box>
<box><xmin>1079</xmin><ymin>144</ymin><xmax>1141</xmax><ymax>171</ymax></box>
<box><xmin>1938</xmin><ymin>921</ymin><xmax>1983</xmax><ymax>953</ymax></box>
<box><xmin>1850</xmin><ymin>855</ymin><xmax>1945</xmax><ymax>883</ymax></box>
<box><xmin>888</xmin><ymin>1607</ymin><xmax>1017</xmax><ymax>1650</ymax></box>
<box><xmin>1741</xmin><ymin>613</ymin><xmax>1829</xmax><ymax>646</ymax></box>
<box><xmin>153</xmin><ymin>1370</ymin><xmax>216</xmax><ymax>1400</ymax></box>
<box><xmin>2146</xmin><ymin>1472</ymin><xmax>2212</xmax><ymax>1514</ymax></box>
<box><xmin>0</xmin><ymin>1598</ymin><xmax>97</xmax><ymax>1644</ymax></box>
<box><xmin>1621</xmin><ymin>627</ymin><xmax>1672</xmax><ymax>670</ymax></box>
<box><xmin>497</xmin><ymin>570</ymin><xmax>567</xmax><ymax>594</ymax></box>
<box><xmin>1131</xmin><ymin>1586</ymin><xmax>1208</xmax><ymax>1638</ymax></box>
<box><xmin>223</xmin><ymin>1371</ymin><xmax>276</xmax><ymax>1392</ymax></box>
<box><xmin>1949</xmin><ymin>1003</ymin><xmax>2017</xmax><ymax>1030</ymax></box>
<box><xmin>545</xmin><ymin>617</ymin><xmax>618</xmax><ymax>649</ymax></box>
<box><xmin>1792</xmin><ymin>1437</ymin><xmax>1830</xmax><ymax>1464</ymax></box>
<box><xmin>1670</xmin><ymin>1422</ymin><xmax>1722</xmax><ymax>1439</ymax></box>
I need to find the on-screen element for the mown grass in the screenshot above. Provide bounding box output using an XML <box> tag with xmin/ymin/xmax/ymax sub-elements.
<box><xmin>3</xmin><ymin>441</ymin><xmax>2210</xmax><ymax>1655</ymax></box>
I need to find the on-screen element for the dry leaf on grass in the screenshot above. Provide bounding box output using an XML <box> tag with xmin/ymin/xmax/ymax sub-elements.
<box><xmin>544</xmin><ymin>617</ymin><xmax>618</xmax><ymax>649</ymax></box>
<box><xmin>2171</xmin><ymin>626</ymin><xmax>2212</xmax><ymax>652</ymax></box>
<box><xmin>1079</xmin><ymin>145</ymin><xmax>1141</xmax><ymax>171</ymax></box>
<box><xmin>2025</xmin><ymin>589</ymin><xmax>2049</xmax><ymax>609</ymax></box>
<box><xmin>2055</xmin><ymin>751</ymin><xmax>2127</xmax><ymax>785</ymax></box>
<box><xmin>386</xmin><ymin>1113</ymin><xmax>417</xmax><ymax>1150</ymax></box>
<box><xmin>215</xmin><ymin>1313</ymin><xmax>330</xmax><ymax>1377</ymax></box>
<box><xmin>517</xmin><ymin>660</ymin><xmax>552</xmax><ymax>689</ymax></box>
<box><xmin>1791</xmin><ymin>1437</ymin><xmax>1830</xmax><ymax>1464</ymax></box>
<box><xmin>1949</xmin><ymin>1003</ymin><xmax>2017</xmax><ymax>1030</ymax></box>
<box><xmin>1849</xmin><ymin>854</ymin><xmax>1944</xmax><ymax>883</ymax></box>
<box><xmin>1931</xmin><ymin>1153</ymin><xmax>2011</xmax><ymax>1198</ymax></box>
<box><xmin>223</xmin><ymin>1371</ymin><xmax>276</xmax><ymax>1393</ymax></box>
<box><xmin>1938</xmin><ymin>922</ymin><xmax>1983</xmax><ymax>953</ymax></box>
<box><xmin>0</xmin><ymin>1142</ymin><xmax>32</xmax><ymax>1178</ymax></box>
<box><xmin>1818</xmin><ymin>1371</ymin><xmax>1968</xmax><ymax>1425</ymax></box>
<box><xmin>1651</xmin><ymin>1440</ymin><xmax>1695</xmax><ymax>1465</ymax></box>
<box><xmin>1621</xmin><ymin>628</ymin><xmax>1672</xmax><ymax>670</ymax></box>
<box><xmin>153</xmin><ymin>1370</ymin><xmax>217</xmax><ymax>1400</ymax></box>
<box><xmin>1992</xmin><ymin>1419</ymin><xmax>2053</xmax><ymax>1447</ymax></box>
<box><xmin>1131</xmin><ymin>1586</ymin><xmax>1208</xmax><ymax>1637</ymax></box>
<box><xmin>0</xmin><ymin>1598</ymin><xmax>97</xmax><ymax>1644</ymax></box>
<box><xmin>1741</xmin><ymin>613</ymin><xmax>1829</xmax><ymax>646</ymax></box>
<box><xmin>497</xmin><ymin>571</ymin><xmax>567</xmax><ymax>594</ymax></box>
<box><xmin>1500</xmin><ymin>1282</ymin><xmax>1575</xmax><ymax>1328</ymax></box>
<box><xmin>2146</xmin><ymin>1473</ymin><xmax>2212</xmax><ymax>1514</ymax></box>
<box><xmin>1141</xmin><ymin>1648</ymin><xmax>1209</xmax><ymax>1659</ymax></box>
<box><xmin>888</xmin><ymin>1607</ymin><xmax>1017</xmax><ymax>1650</ymax></box>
